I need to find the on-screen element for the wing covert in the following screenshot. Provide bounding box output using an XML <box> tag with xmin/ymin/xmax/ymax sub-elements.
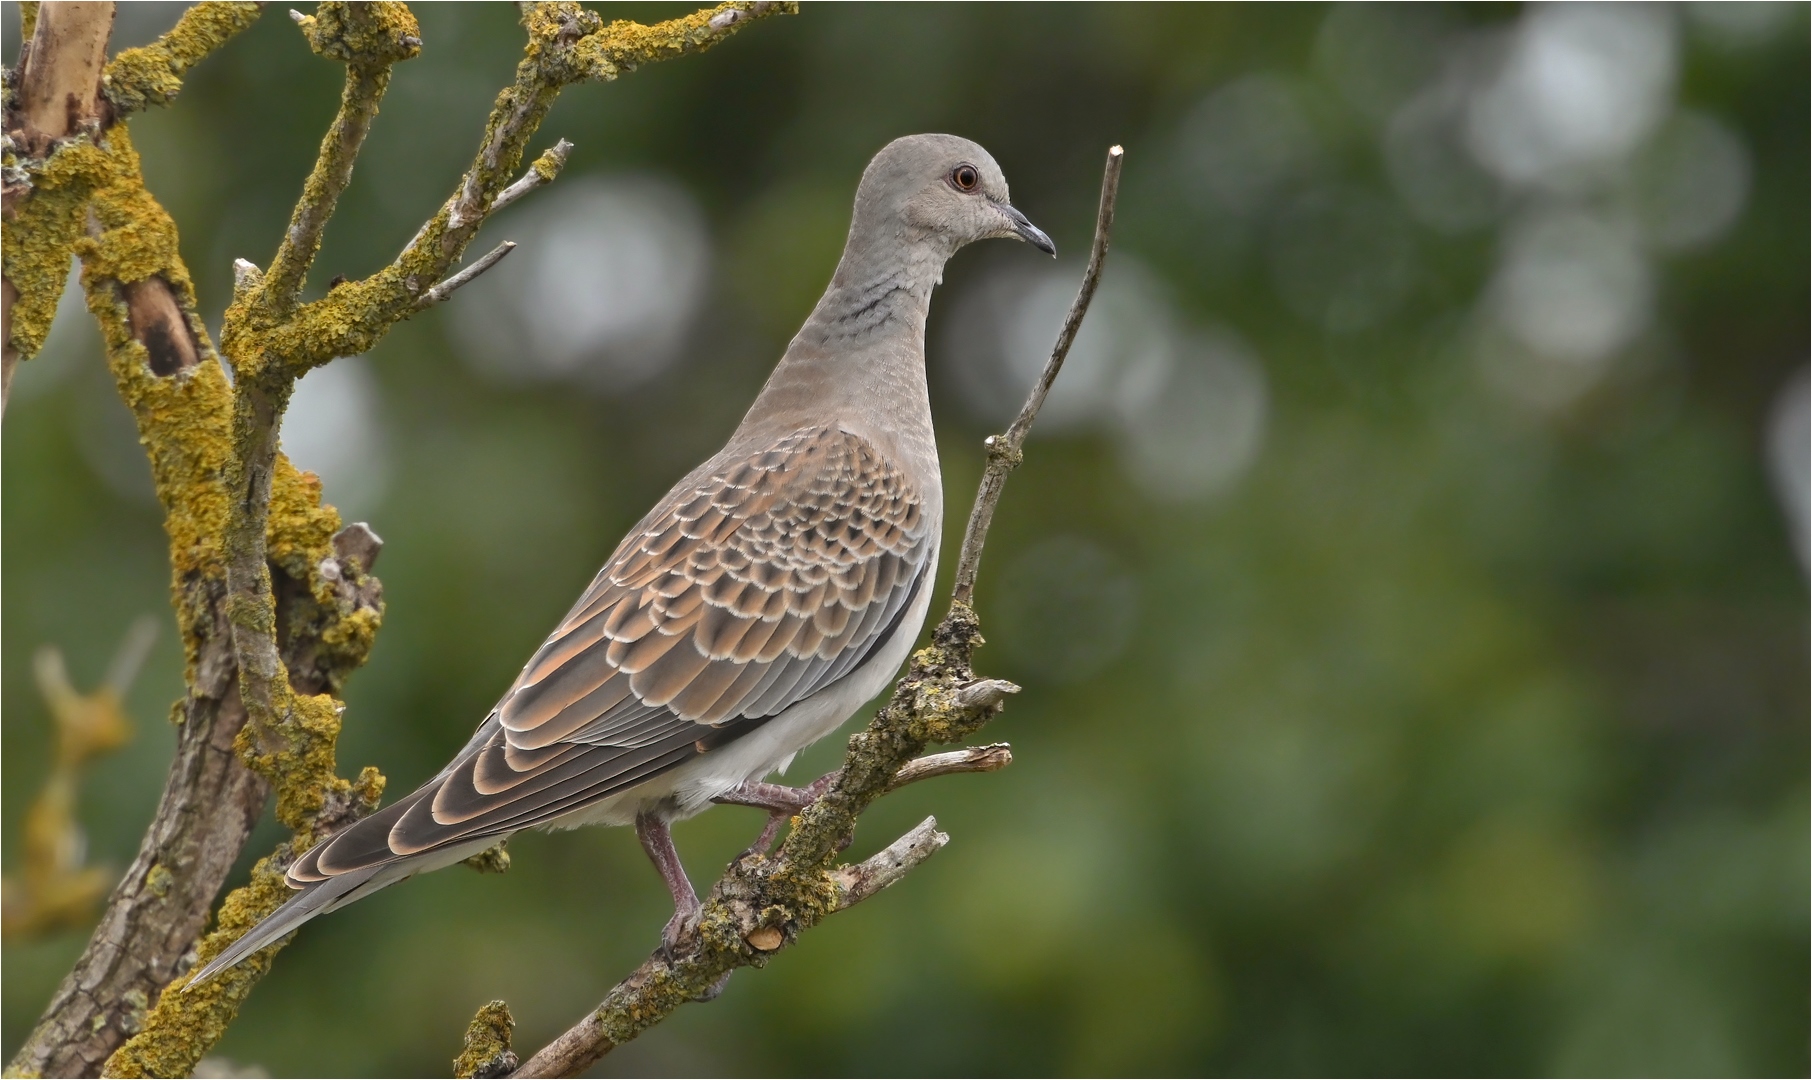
<box><xmin>500</xmin><ymin>425</ymin><xmax>931</xmax><ymax>749</ymax></box>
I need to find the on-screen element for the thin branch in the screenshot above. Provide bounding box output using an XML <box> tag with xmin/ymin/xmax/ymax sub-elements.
<box><xmin>491</xmin><ymin>138</ymin><xmax>573</xmax><ymax>214</ymax></box>
<box><xmin>255</xmin><ymin>5</ymin><xmax>420</xmax><ymax>314</ymax></box>
<box><xmin>829</xmin><ymin>817</ymin><xmax>950</xmax><ymax>907</ymax></box>
<box><xmin>951</xmin><ymin>144</ymin><xmax>1124</xmax><ymax>606</ymax></box>
<box><xmin>505</xmin><ymin>145</ymin><xmax>1125</xmax><ymax>1079</ymax></box>
<box><xmin>509</xmin><ymin>819</ymin><xmax>949</xmax><ymax>1080</ymax></box>
<box><xmin>888</xmin><ymin>743</ymin><xmax>1013</xmax><ymax>789</ymax></box>
<box><xmin>101</xmin><ymin>2</ymin><xmax>266</xmax><ymax>118</ymax></box>
<box><xmin>417</xmin><ymin>241</ymin><xmax>516</xmax><ymax>308</ymax></box>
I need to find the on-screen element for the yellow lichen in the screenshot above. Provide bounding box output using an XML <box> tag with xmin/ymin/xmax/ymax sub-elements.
<box><xmin>102</xmin><ymin>2</ymin><xmax>265</xmax><ymax>117</ymax></box>
<box><xmin>15</xmin><ymin>2</ymin><xmax>797</xmax><ymax>1073</ymax></box>
<box><xmin>45</xmin><ymin>101</ymin><xmax>387</xmax><ymax>1080</ymax></box>
<box><xmin>101</xmin><ymin>856</ymin><xmax>294</xmax><ymax>1079</ymax></box>
<box><xmin>2</xmin><ymin>137</ymin><xmax>107</xmax><ymax>363</ymax></box>
<box><xmin>530</xmin><ymin>144</ymin><xmax>565</xmax><ymax>182</ymax></box>
<box><xmin>293</xmin><ymin>1</ymin><xmax>421</xmax><ymax>66</ymax></box>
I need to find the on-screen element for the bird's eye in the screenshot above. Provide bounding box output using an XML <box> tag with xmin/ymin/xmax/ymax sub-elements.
<box><xmin>950</xmin><ymin>164</ymin><xmax>980</xmax><ymax>192</ymax></box>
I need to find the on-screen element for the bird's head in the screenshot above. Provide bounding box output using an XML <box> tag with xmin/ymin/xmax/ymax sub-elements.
<box><xmin>853</xmin><ymin>133</ymin><xmax>1055</xmax><ymax>259</ymax></box>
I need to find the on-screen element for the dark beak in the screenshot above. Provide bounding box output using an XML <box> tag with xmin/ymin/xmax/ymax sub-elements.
<box><xmin>1002</xmin><ymin>204</ymin><xmax>1056</xmax><ymax>256</ymax></box>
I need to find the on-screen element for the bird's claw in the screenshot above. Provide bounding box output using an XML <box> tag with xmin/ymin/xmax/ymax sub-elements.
<box><xmin>660</xmin><ymin>901</ymin><xmax>701</xmax><ymax>962</ymax></box>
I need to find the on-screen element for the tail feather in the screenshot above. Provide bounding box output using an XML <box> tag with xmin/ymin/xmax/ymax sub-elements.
<box><xmin>183</xmin><ymin>867</ymin><xmax>382</xmax><ymax>989</ymax></box>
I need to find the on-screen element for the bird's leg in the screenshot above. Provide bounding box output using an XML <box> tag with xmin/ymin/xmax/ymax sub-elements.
<box><xmin>713</xmin><ymin>779</ymin><xmax>820</xmax><ymax>814</ymax></box>
<box><xmin>716</xmin><ymin>775</ymin><xmax>840</xmax><ymax>858</ymax></box>
<box><xmin>635</xmin><ymin>810</ymin><xmax>699</xmax><ymax>959</ymax></box>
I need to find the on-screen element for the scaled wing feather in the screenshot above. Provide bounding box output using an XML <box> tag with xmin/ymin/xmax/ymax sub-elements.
<box><xmin>288</xmin><ymin>425</ymin><xmax>930</xmax><ymax>890</ymax></box>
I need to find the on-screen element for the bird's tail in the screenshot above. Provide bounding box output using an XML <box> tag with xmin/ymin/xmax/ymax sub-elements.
<box><xmin>182</xmin><ymin>865</ymin><xmax>387</xmax><ymax>989</ymax></box>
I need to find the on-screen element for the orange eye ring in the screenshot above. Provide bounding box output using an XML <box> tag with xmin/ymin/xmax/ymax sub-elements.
<box><xmin>950</xmin><ymin>164</ymin><xmax>980</xmax><ymax>192</ymax></box>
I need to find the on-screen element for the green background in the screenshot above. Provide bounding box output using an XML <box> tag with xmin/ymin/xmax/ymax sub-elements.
<box><xmin>4</xmin><ymin>3</ymin><xmax>1806</xmax><ymax>1075</ymax></box>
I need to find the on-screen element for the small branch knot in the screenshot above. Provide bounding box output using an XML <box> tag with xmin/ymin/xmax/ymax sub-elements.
<box><xmin>955</xmin><ymin>678</ymin><xmax>1021</xmax><ymax>711</ymax></box>
<box><xmin>330</xmin><ymin>521</ymin><xmax>383</xmax><ymax>572</ymax></box>
<box><xmin>231</xmin><ymin>259</ymin><xmax>263</xmax><ymax>299</ymax></box>
<box><xmin>983</xmin><ymin>433</ymin><xmax>1024</xmax><ymax>468</ymax></box>
<box><xmin>454</xmin><ymin>1000</ymin><xmax>518</xmax><ymax>1079</ymax></box>
<box><xmin>296</xmin><ymin>1</ymin><xmax>424</xmax><ymax>66</ymax></box>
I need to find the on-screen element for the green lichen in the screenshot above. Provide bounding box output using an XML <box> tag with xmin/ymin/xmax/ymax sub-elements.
<box><xmin>453</xmin><ymin>1001</ymin><xmax>517</xmax><ymax>1078</ymax></box>
<box><xmin>235</xmin><ymin>692</ymin><xmax>343</xmax><ymax>830</ymax></box>
<box><xmin>19</xmin><ymin>1</ymin><xmax>37</xmax><ymax>40</ymax></box>
<box><xmin>102</xmin><ymin>2</ymin><xmax>265</xmax><ymax>117</ymax></box>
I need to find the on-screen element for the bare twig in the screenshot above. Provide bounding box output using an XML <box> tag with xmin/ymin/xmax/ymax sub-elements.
<box><xmin>417</xmin><ymin>241</ymin><xmax>517</xmax><ymax>307</ymax></box>
<box><xmin>889</xmin><ymin>743</ymin><xmax>1013</xmax><ymax>789</ymax></box>
<box><xmin>506</xmin><ymin>145</ymin><xmax>1125</xmax><ymax>1079</ymax></box>
<box><xmin>829</xmin><ymin>817</ymin><xmax>950</xmax><ymax>906</ymax></box>
<box><xmin>491</xmin><ymin>138</ymin><xmax>573</xmax><ymax>214</ymax></box>
<box><xmin>951</xmin><ymin>144</ymin><xmax>1124</xmax><ymax>606</ymax></box>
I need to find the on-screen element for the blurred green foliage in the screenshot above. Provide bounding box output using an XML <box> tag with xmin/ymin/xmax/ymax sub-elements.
<box><xmin>4</xmin><ymin>3</ymin><xmax>1806</xmax><ymax>1076</ymax></box>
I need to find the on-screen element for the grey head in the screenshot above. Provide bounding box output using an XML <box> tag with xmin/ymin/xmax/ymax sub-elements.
<box><xmin>846</xmin><ymin>133</ymin><xmax>1055</xmax><ymax>265</ymax></box>
<box><xmin>747</xmin><ymin>133</ymin><xmax>1052</xmax><ymax>452</ymax></box>
<box><xmin>790</xmin><ymin>133</ymin><xmax>1054</xmax><ymax>354</ymax></box>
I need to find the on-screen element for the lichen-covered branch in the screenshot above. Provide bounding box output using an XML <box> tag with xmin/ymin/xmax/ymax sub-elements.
<box><xmin>2</xmin><ymin>1</ymin><xmax>260</xmax><ymax>411</ymax></box>
<box><xmin>503</xmin><ymin>146</ymin><xmax>1127</xmax><ymax>1080</ymax></box>
<box><xmin>100</xmin><ymin>2</ymin><xmax>263</xmax><ymax>118</ymax></box>
<box><xmin>219</xmin><ymin>0</ymin><xmax>792</xmax><ymax>386</ymax></box>
<box><xmin>256</xmin><ymin>3</ymin><xmax>420</xmax><ymax>314</ymax></box>
<box><xmin>82</xmin><ymin>4</ymin><xmax>792</xmax><ymax>1076</ymax></box>
<box><xmin>2</xmin><ymin>0</ymin><xmax>117</xmax><ymax>409</ymax></box>
<box><xmin>455</xmin><ymin>1001</ymin><xmax>520</xmax><ymax>1080</ymax></box>
<box><xmin>490</xmin><ymin>138</ymin><xmax>572</xmax><ymax>215</ymax></box>
<box><xmin>3</xmin><ymin>5</ymin><xmax>389</xmax><ymax>1074</ymax></box>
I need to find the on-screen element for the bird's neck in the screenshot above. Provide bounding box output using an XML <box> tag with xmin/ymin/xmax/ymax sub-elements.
<box><xmin>735</xmin><ymin>234</ymin><xmax>953</xmax><ymax>475</ymax></box>
<box><xmin>797</xmin><ymin>231</ymin><xmax>953</xmax><ymax>351</ymax></box>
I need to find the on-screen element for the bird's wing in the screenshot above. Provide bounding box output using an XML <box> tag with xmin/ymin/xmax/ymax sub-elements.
<box><xmin>290</xmin><ymin>424</ymin><xmax>933</xmax><ymax>880</ymax></box>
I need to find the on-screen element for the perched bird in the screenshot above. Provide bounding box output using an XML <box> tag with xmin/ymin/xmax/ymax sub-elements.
<box><xmin>190</xmin><ymin>133</ymin><xmax>1055</xmax><ymax>985</ymax></box>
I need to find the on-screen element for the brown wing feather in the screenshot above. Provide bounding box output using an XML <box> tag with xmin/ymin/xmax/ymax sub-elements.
<box><xmin>503</xmin><ymin>424</ymin><xmax>929</xmax><ymax>742</ymax></box>
<box><xmin>286</xmin><ymin>425</ymin><xmax>932</xmax><ymax>889</ymax></box>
